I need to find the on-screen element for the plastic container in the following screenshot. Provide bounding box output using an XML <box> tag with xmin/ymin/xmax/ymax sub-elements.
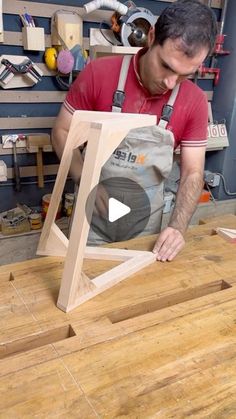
<box><xmin>64</xmin><ymin>192</ymin><xmax>75</xmax><ymax>216</ymax></box>
<box><xmin>42</xmin><ymin>194</ymin><xmax>62</xmax><ymax>220</ymax></box>
<box><xmin>198</xmin><ymin>190</ymin><xmax>211</xmax><ymax>203</ymax></box>
<box><xmin>29</xmin><ymin>213</ymin><xmax>42</xmax><ymax>230</ymax></box>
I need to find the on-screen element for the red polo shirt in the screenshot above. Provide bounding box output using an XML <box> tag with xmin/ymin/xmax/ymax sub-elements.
<box><xmin>64</xmin><ymin>49</ymin><xmax>208</xmax><ymax>149</ymax></box>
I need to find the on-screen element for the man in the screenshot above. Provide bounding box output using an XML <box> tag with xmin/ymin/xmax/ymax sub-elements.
<box><xmin>52</xmin><ymin>0</ymin><xmax>217</xmax><ymax>261</ymax></box>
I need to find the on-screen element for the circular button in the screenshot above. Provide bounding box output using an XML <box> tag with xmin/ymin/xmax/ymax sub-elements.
<box><xmin>85</xmin><ymin>177</ymin><xmax>151</xmax><ymax>242</ymax></box>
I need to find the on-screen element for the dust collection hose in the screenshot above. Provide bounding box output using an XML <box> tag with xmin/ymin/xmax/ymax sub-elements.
<box><xmin>83</xmin><ymin>0</ymin><xmax>128</xmax><ymax>16</ymax></box>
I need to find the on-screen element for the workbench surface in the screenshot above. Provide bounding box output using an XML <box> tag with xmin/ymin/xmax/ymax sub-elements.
<box><xmin>0</xmin><ymin>215</ymin><xmax>236</xmax><ymax>418</ymax></box>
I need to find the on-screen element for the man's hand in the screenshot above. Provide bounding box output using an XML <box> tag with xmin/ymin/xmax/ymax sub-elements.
<box><xmin>152</xmin><ymin>146</ymin><xmax>205</xmax><ymax>262</ymax></box>
<box><xmin>152</xmin><ymin>227</ymin><xmax>185</xmax><ymax>262</ymax></box>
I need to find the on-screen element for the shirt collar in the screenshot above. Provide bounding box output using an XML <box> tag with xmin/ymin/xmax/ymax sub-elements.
<box><xmin>133</xmin><ymin>47</ymin><xmax>148</xmax><ymax>87</ymax></box>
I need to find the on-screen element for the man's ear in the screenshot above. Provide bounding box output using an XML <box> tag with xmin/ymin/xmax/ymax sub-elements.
<box><xmin>147</xmin><ymin>26</ymin><xmax>155</xmax><ymax>47</ymax></box>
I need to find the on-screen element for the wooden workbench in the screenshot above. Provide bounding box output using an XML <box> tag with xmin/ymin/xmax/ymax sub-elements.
<box><xmin>0</xmin><ymin>214</ymin><xmax>236</xmax><ymax>418</ymax></box>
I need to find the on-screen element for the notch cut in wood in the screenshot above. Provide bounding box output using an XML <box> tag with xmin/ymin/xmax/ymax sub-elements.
<box><xmin>108</xmin><ymin>279</ymin><xmax>231</xmax><ymax>323</ymax></box>
<box><xmin>37</xmin><ymin>111</ymin><xmax>156</xmax><ymax>312</ymax></box>
<box><xmin>0</xmin><ymin>325</ymin><xmax>76</xmax><ymax>359</ymax></box>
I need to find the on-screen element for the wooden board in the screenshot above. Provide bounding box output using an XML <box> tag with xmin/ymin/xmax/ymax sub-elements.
<box><xmin>0</xmin><ymin>214</ymin><xmax>236</xmax><ymax>416</ymax></box>
<box><xmin>7</xmin><ymin>164</ymin><xmax>58</xmax><ymax>179</ymax></box>
<box><xmin>3</xmin><ymin>30</ymin><xmax>90</xmax><ymax>51</ymax></box>
<box><xmin>0</xmin><ymin>91</ymin><xmax>66</xmax><ymax>103</ymax></box>
<box><xmin>0</xmin><ymin>116</ymin><xmax>55</xmax><ymax>129</ymax></box>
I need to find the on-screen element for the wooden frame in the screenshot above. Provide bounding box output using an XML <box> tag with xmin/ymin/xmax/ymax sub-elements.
<box><xmin>37</xmin><ymin>111</ymin><xmax>156</xmax><ymax>312</ymax></box>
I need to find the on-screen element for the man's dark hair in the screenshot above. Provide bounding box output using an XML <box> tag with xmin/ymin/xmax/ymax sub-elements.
<box><xmin>153</xmin><ymin>0</ymin><xmax>217</xmax><ymax>57</ymax></box>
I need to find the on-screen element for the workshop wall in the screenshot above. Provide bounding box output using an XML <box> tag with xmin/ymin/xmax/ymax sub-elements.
<box><xmin>206</xmin><ymin>0</ymin><xmax>236</xmax><ymax>200</ymax></box>
<box><xmin>0</xmin><ymin>0</ymin><xmax>222</xmax><ymax>212</ymax></box>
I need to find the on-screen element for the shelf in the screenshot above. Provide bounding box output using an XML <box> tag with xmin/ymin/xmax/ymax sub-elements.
<box><xmin>89</xmin><ymin>44</ymin><xmax>141</xmax><ymax>59</ymax></box>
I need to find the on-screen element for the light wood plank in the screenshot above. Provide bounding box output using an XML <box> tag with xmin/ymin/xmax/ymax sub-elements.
<box><xmin>3</xmin><ymin>0</ymin><xmax>113</xmax><ymax>22</ymax></box>
<box><xmin>38</xmin><ymin>222</ymin><xmax>69</xmax><ymax>257</ymax></box>
<box><xmin>7</xmin><ymin>164</ymin><xmax>59</xmax><ymax>179</ymax></box>
<box><xmin>0</xmin><ymin>146</ymin><xmax>28</xmax><ymax>155</ymax></box>
<box><xmin>3</xmin><ymin>30</ymin><xmax>51</xmax><ymax>47</ymax></box>
<box><xmin>84</xmin><ymin>247</ymin><xmax>154</xmax><ymax>261</ymax></box>
<box><xmin>37</xmin><ymin>63</ymin><xmax>55</xmax><ymax>76</ymax></box>
<box><xmin>7</xmin><ymin>90</ymin><xmax>212</xmax><ymax>103</ymax></box>
<box><xmin>0</xmin><ymin>117</ymin><xmax>55</xmax><ymax>129</ymax></box>
<box><xmin>3</xmin><ymin>30</ymin><xmax>89</xmax><ymax>50</ymax></box>
<box><xmin>0</xmin><ymin>91</ymin><xmax>66</xmax><ymax>103</ymax></box>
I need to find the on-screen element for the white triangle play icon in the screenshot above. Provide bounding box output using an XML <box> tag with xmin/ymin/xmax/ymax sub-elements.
<box><xmin>108</xmin><ymin>198</ymin><xmax>131</xmax><ymax>222</ymax></box>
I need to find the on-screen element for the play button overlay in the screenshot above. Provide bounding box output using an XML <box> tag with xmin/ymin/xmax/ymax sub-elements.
<box><xmin>85</xmin><ymin>177</ymin><xmax>151</xmax><ymax>242</ymax></box>
<box><xmin>108</xmin><ymin>198</ymin><xmax>131</xmax><ymax>222</ymax></box>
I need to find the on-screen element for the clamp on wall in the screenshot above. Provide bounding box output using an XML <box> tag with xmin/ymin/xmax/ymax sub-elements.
<box><xmin>0</xmin><ymin>55</ymin><xmax>43</xmax><ymax>88</ymax></box>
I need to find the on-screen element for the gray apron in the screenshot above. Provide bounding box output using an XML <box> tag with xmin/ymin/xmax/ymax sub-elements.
<box><xmin>88</xmin><ymin>55</ymin><xmax>179</xmax><ymax>244</ymax></box>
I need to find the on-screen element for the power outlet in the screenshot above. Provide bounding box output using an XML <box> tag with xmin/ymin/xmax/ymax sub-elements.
<box><xmin>204</xmin><ymin>170</ymin><xmax>220</xmax><ymax>187</ymax></box>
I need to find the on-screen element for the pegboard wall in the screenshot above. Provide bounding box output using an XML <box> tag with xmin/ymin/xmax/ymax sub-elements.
<box><xmin>0</xmin><ymin>0</ymin><xmax>222</xmax><ymax>211</ymax></box>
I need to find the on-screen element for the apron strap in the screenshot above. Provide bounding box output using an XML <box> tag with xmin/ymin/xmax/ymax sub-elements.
<box><xmin>112</xmin><ymin>55</ymin><xmax>132</xmax><ymax>113</ymax></box>
<box><xmin>112</xmin><ymin>54</ymin><xmax>180</xmax><ymax>125</ymax></box>
<box><xmin>158</xmin><ymin>84</ymin><xmax>180</xmax><ymax>129</ymax></box>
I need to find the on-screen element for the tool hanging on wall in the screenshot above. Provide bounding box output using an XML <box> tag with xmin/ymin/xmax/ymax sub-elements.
<box><xmin>51</xmin><ymin>10</ymin><xmax>83</xmax><ymax>50</ymax></box>
<box><xmin>84</xmin><ymin>0</ymin><xmax>156</xmax><ymax>47</ymax></box>
<box><xmin>44</xmin><ymin>47</ymin><xmax>58</xmax><ymax>71</ymax></box>
<box><xmin>44</xmin><ymin>10</ymin><xmax>87</xmax><ymax>89</ymax></box>
<box><xmin>3</xmin><ymin>134</ymin><xmax>26</xmax><ymax>192</ymax></box>
<box><xmin>26</xmin><ymin>134</ymin><xmax>52</xmax><ymax>188</ymax></box>
<box><xmin>199</xmin><ymin>0</ymin><xmax>230</xmax><ymax>85</ymax></box>
<box><xmin>0</xmin><ymin>55</ymin><xmax>43</xmax><ymax>89</ymax></box>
